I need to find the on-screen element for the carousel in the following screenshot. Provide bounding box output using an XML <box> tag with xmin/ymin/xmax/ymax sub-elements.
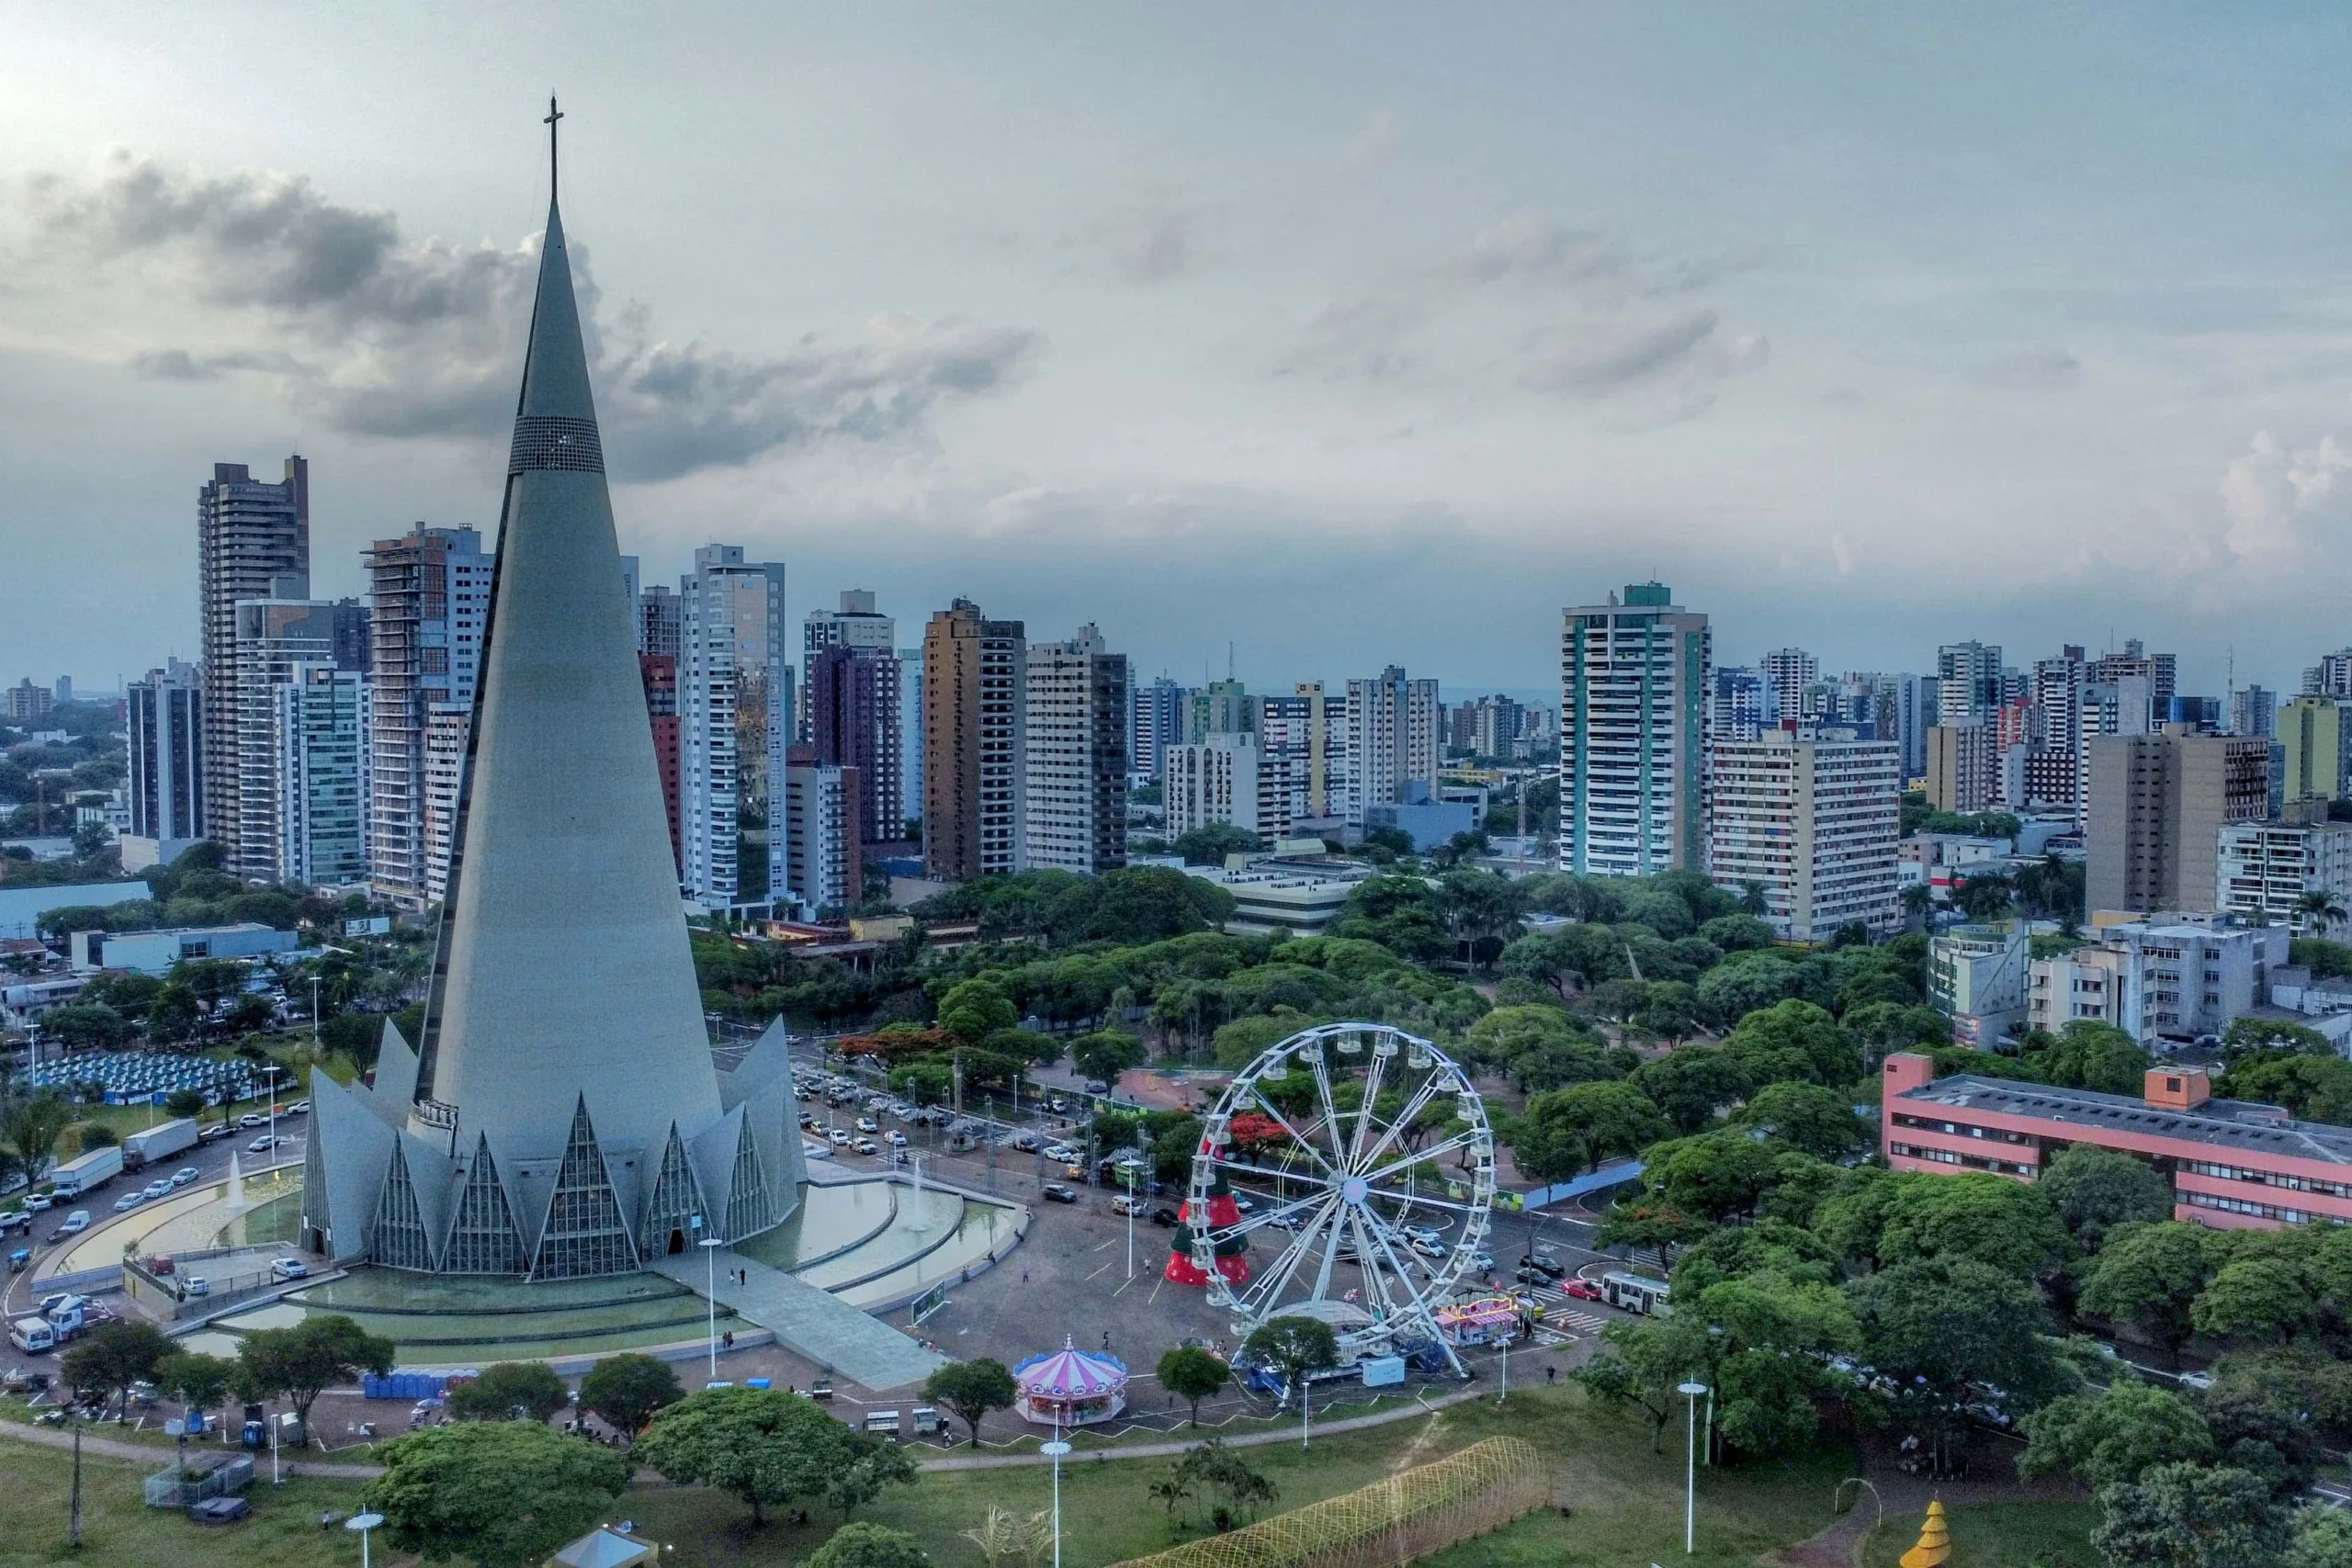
<box><xmin>1012</xmin><ymin>1338</ymin><xmax>1131</xmax><ymax>1427</ymax></box>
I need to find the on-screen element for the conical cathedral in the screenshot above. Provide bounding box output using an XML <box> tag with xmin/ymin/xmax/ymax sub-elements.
<box><xmin>301</xmin><ymin>111</ymin><xmax>804</xmax><ymax>1279</ymax></box>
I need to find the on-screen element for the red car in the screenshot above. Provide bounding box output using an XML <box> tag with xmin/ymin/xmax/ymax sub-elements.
<box><xmin>1561</xmin><ymin>1279</ymin><xmax>1605</xmax><ymax>1303</ymax></box>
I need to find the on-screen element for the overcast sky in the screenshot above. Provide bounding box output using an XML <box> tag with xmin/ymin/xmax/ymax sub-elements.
<box><xmin>6</xmin><ymin>4</ymin><xmax>2352</xmax><ymax>699</ymax></box>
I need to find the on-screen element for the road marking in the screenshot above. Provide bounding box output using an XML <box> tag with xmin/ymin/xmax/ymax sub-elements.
<box><xmin>1085</xmin><ymin>1258</ymin><xmax>1117</xmax><ymax>1280</ymax></box>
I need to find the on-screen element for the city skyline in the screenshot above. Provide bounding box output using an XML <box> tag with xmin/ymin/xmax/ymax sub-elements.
<box><xmin>9</xmin><ymin>6</ymin><xmax>2352</xmax><ymax>693</ymax></box>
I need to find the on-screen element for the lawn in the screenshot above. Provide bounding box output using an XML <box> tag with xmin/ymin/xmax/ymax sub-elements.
<box><xmin>1860</xmin><ymin>1502</ymin><xmax>2099</xmax><ymax>1568</ymax></box>
<box><xmin>0</xmin><ymin>1386</ymin><xmax>2086</xmax><ymax>1568</ymax></box>
<box><xmin>0</xmin><ymin>1440</ymin><xmax>370</xmax><ymax>1568</ymax></box>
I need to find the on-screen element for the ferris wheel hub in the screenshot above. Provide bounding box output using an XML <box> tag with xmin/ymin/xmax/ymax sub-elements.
<box><xmin>1341</xmin><ymin>1175</ymin><xmax>1370</xmax><ymax>1204</ymax></box>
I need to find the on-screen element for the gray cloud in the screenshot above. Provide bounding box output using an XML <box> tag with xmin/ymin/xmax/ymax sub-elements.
<box><xmin>25</xmin><ymin>152</ymin><xmax>1041</xmax><ymax>482</ymax></box>
<box><xmin>1452</xmin><ymin>214</ymin><xmax>1628</xmax><ymax>288</ymax></box>
<box><xmin>1522</xmin><ymin>308</ymin><xmax>1723</xmax><ymax>393</ymax></box>
<box><xmin>1977</xmin><ymin>346</ymin><xmax>2084</xmax><ymax>390</ymax></box>
<box><xmin>1274</xmin><ymin>294</ymin><xmax>1427</xmax><ymax>381</ymax></box>
<box><xmin>1072</xmin><ymin>187</ymin><xmax>1210</xmax><ymax>284</ymax></box>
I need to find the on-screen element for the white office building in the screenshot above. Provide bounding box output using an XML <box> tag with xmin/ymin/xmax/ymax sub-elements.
<box><xmin>1560</xmin><ymin>582</ymin><xmax>1711</xmax><ymax>877</ymax></box>
<box><xmin>2029</xmin><ymin>920</ymin><xmax>2290</xmax><ymax>1047</ymax></box>
<box><xmin>1165</xmin><ymin>732</ymin><xmax>1276</xmax><ymax>843</ymax></box>
<box><xmin>783</xmin><ymin>755</ymin><xmax>856</xmax><ymax>918</ymax></box>
<box><xmin>681</xmin><ymin>545</ymin><xmax>786</xmax><ymax>908</ymax></box>
<box><xmin>1709</xmin><ymin>724</ymin><xmax>1901</xmax><ymax>942</ymax></box>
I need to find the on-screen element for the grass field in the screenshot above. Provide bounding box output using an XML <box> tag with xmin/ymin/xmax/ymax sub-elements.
<box><xmin>0</xmin><ymin>1386</ymin><xmax>2100</xmax><ymax>1568</ymax></box>
<box><xmin>1860</xmin><ymin>1502</ymin><xmax>2098</xmax><ymax>1568</ymax></box>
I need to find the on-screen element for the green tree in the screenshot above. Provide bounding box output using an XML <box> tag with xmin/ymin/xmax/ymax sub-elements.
<box><xmin>447</xmin><ymin>1360</ymin><xmax>570</xmax><ymax>1424</ymax></box>
<box><xmin>922</xmin><ymin>1358</ymin><xmax>1018</xmax><ymax>1447</ymax></box>
<box><xmin>937</xmin><ymin>977</ymin><xmax>1018</xmax><ymax>1044</ymax></box>
<box><xmin>1847</xmin><ymin>1256</ymin><xmax>2070</xmax><ymax>1472</ymax></box>
<box><xmin>808</xmin><ymin>1523</ymin><xmax>933</xmax><ymax>1568</ymax></box>
<box><xmin>1175</xmin><ymin>1437</ymin><xmax>1280</xmax><ymax>1526</ymax></box>
<box><xmin>636</xmin><ymin>1385</ymin><xmax>875</xmax><ymax>1525</ymax></box>
<box><xmin>2222</xmin><ymin>1015</ymin><xmax>2338</xmax><ymax>1060</ymax></box>
<box><xmin>1872</xmin><ymin>1170</ymin><xmax>2074</xmax><ymax>1282</ymax></box>
<box><xmin>1638</xmin><ymin>1130</ymin><xmax>1782</xmax><ymax>1224</ymax></box>
<box><xmin>1690</xmin><ymin>1269</ymin><xmax>1860</xmax><ymax>1458</ymax></box>
<box><xmin>2195</xmin><ymin>1258</ymin><xmax>2313</xmax><ymax>1345</ymax></box>
<box><xmin>575</xmin><ymin>1352</ymin><xmax>682</xmax><ymax>1443</ymax></box>
<box><xmin>826</xmin><ymin>1428</ymin><xmax>920</xmax><ymax>1521</ymax></box>
<box><xmin>364</xmin><ymin>1421</ymin><xmax>629</xmax><ymax>1568</ymax></box>
<box><xmin>0</xmin><ymin>1089</ymin><xmax>73</xmax><ymax>1189</ymax></box>
<box><xmin>60</xmin><ymin>1319</ymin><xmax>172</xmax><ymax>1417</ymax></box>
<box><xmin>236</xmin><ymin>1313</ymin><xmax>396</xmax><ymax>1439</ymax></box>
<box><xmin>1720</xmin><ymin>999</ymin><xmax>1860</xmax><ymax>1088</ymax></box>
<box><xmin>163</xmin><ymin>1087</ymin><xmax>206</xmax><ymax>1119</ymax></box>
<box><xmin>1633</xmin><ymin>1047</ymin><xmax>1748</xmax><ymax>1134</ymax></box>
<box><xmin>2080</xmin><ymin>1223</ymin><xmax>2222</xmax><ymax>1362</ymax></box>
<box><xmin>2018</xmin><ymin>1380</ymin><xmax>2214</xmax><ymax>1490</ymax></box>
<box><xmin>2038</xmin><ymin>1144</ymin><xmax>2174</xmax><ymax>1252</ymax></box>
<box><xmin>2093</xmin><ymin>1461</ymin><xmax>2292</xmax><ymax>1568</ymax></box>
<box><xmin>1513</xmin><ymin>1080</ymin><xmax>1668</xmax><ymax>1179</ymax></box>
<box><xmin>1157</xmin><ymin>1346</ymin><xmax>1232</xmax><ymax>1427</ymax></box>
<box><xmin>40</xmin><ymin>1002</ymin><xmax>132</xmax><ymax>1052</ymax></box>
<box><xmin>1240</xmin><ymin>1318</ymin><xmax>1339</xmax><ymax>1405</ymax></box>
<box><xmin>2290</xmin><ymin>1508</ymin><xmax>2352</xmax><ymax>1568</ymax></box>
<box><xmin>1171</xmin><ymin>823</ymin><xmax>1262</xmax><ymax>865</ymax></box>
<box><xmin>1596</xmin><ymin>1201</ymin><xmax>1711</xmax><ymax>1277</ymax></box>
<box><xmin>1071</xmin><ymin>1030</ymin><xmax>1148</xmax><ymax>1086</ymax></box>
<box><xmin>2022</xmin><ymin>1020</ymin><xmax>2150</xmax><ymax>1094</ymax></box>
<box><xmin>1575</xmin><ymin>1315</ymin><xmax>1708</xmax><ymax>1453</ymax></box>
<box><xmin>1734</xmin><ymin>1080</ymin><xmax>1871</xmax><ymax>1162</ymax></box>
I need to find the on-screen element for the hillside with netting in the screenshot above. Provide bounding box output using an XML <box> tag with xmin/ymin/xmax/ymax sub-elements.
<box><xmin>1109</xmin><ymin>1436</ymin><xmax>1551</xmax><ymax>1568</ymax></box>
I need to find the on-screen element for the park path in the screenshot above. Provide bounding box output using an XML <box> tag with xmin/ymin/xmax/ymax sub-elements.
<box><xmin>0</xmin><ymin>1383</ymin><xmax>1492</xmax><ymax>1483</ymax></box>
<box><xmin>1767</xmin><ymin>1439</ymin><xmax>2088</xmax><ymax>1568</ymax></box>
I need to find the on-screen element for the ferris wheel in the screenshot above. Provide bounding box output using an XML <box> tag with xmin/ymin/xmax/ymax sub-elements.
<box><xmin>1182</xmin><ymin>1022</ymin><xmax>1497</xmax><ymax>1375</ymax></box>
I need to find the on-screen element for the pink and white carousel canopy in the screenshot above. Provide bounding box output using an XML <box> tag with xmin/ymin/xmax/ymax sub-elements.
<box><xmin>1012</xmin><ymin>1337</ymin><xmax>1129</xmax><ymax>1400</ymax></box>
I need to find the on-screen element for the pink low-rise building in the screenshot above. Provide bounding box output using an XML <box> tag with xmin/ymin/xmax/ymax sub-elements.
<box><xmin>1881</xmin><ymin>1052</ymin><xmax>2352</xmax><ymax>1231</ymax></box>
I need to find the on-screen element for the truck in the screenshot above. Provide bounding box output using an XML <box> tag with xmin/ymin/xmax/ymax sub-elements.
<box><xmin>50</xmin><ymin>1145</ymin><xmax>123</xmax><ymax>1199</ymax></box>
<box><xmin>121</xmin><ymin>1118</ymin><xmax>199</xmax><ymax>1172</ymax></box>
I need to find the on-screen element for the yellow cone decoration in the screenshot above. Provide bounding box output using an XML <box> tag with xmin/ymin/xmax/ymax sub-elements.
<box><xmin>1900</xmin><ymin>1499</ymin><xmax>1951</xmax><ymax>1568</ymax></box>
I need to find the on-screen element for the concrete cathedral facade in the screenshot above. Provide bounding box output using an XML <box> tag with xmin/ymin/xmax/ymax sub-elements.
<box><xmin>302</xmin><ymin>139</ymin><xmax>804</xmax><ymax>1279</ymax></box>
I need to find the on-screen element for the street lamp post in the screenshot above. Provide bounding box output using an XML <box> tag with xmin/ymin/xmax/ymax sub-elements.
<box><xmin>1122</xmin><ymin>1166</ymin><xmax>1137</xmax><ymax>1280</ymax></box>
<box><xmin>695</xmin><ymin>1220</ymin><xmax>722</xmax><ymax>1379</ymax></box>
<box><xmin>1041</xmin><ymin>1419</ymin><xmax>1070</xmax><ymax>1568</ymax></box>
<box><xmin>1678</xmin><ymin>1380</ymin><xmax>1709</xmax><ymax>1555</ymax></box>
<box><xmin>346</xmin><ymin>1510</ymin><xmax>385</xmax><ymax>1568</ymax></box>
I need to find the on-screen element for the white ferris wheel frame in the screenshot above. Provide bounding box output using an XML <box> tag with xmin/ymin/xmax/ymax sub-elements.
<box><xmin>1185</xmin><ymin>1021</ymin><xmax>1497</xmax><ymax>1375</ymax></box>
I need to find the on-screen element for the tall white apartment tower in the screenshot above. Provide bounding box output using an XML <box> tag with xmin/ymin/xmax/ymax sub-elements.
<box><xmin>232</xmin><ymin>595</ymin><xmax>369</xmax><ymax>882</ymax></box>
<box><xmin>681</xmin><ymin>544</ymin><xmax>787</xmax><ymax>908</ymax></box>
<box><xmin>197</xmin><ymin>457</ymin><xmax>309</xmax><ymax>863</ymax></box>
<box><xmin>1342</xmin><ymin>667</ymin><xmax>1439</xmax><ymax>828</ymax></box>
<box><xmin>1937</xmin><ymin>641</ymin><xmax>2005</xmax><ymax>727</ymax></box>
<box><xmin>1560</xmin><ymin>582</ymin><xmax>1711</xmax><ymax>877</ymax></box>
<box><xmin>366</xmin><ymin>525</ymin><xmax>492</xmax><ymax>908</ymax></box>
<box><xmin>1023</xmin><ymin>626</ymin><xmax>1130</xmax><ymax>874</ymax></box>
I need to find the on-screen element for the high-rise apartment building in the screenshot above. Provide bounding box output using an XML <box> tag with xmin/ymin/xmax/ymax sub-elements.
<box><xmin>810</xmin><ymin>643</ymin><xmax>903</xmax><ymax>845</ymax></box>
<box><xmin>1260</xmin><ymin>682</ymin><xmax>1342</xmax><ymax>828</ymax></box>
<box><xmin>2218</xmin><ymin>819</ymin><xmax>2352</xmax><ymax>934</ymax></box>
<box><xmin>637</xmin><ymin>584</ymin><xmax>681</xmax><ymax>659</ymax></box>
<box><xmin>1712</xmin><ymin>667</ymin><xmax>1770</xmax><ymax>744</ymax></box>
<box><xmin>1709</xmin><ymin>723</ymin><xmax>1901</xmax><ymax>942</ymax></box>
<box><xmin>1131</xmin><ymin>676</ymin><xmax>1190</xmax><ymax>782</ymax></box>
<box><xmin>420</xmin><ymin>706</ymin><xmax>469</xmax><ymax>906</ymax></box>
<box><xmin>783</xmin><ymin>743</ymin><xmax>859</xmax><ymax>917</ymax></box>
<box><xmin>639</xmin><ymin>653</ymin><xmax>682</xmax><ymax>874</ymax></box>
<box><xmin>1936</xmin><ymin>641</ymin><xmax>2004</xmax><ymax>727</ymax></box>
<box><xmin>1560</xmin><ymin>583</ymin><xmax>1711</xmax><ymax>877</ymax></box>
<box><xmin>1925</xmin><ymin>724</ymin><xmax>1996</xmax><ymax>814</ymax></box>
<box><xmin>365</xmin><ymin>525</ymin><xmax>492</xmax><ymax>908</ymax></box>
<box><xmin>680</xmin><ymin>545</ymin><xmax>786</xmax><ymax>908</ymax></box>
<box><xmin>127</xmin><ymin>660</ymin><xmax>205</xmax><ymax>846</ymax></box>
<box><xmin>802</xmin><ymin>590</ymin><xmax>896</xmax><ymax>745</ymax></box>
<box><xmin>2093</xmin><ymin>641</ymin><xmax>2177</xmax><ymax>708</ymax></box>
<box><xmin>4</xmin><ymin>680</ymin><xmax>53</xmax><ymax>722</ymax></box>
<box><xmin>1185</xmin><ymin>680</ymin><xmax>1254</xmax><ymax>746</ymax></box>
<box><xmin>2230</xmin><ymin>685</ymin><xmax>2278</xmax><ymax>739</ymax></box>
<box><xmin>2085</xmin><ymin>725</ymin><xmax>2270</xmax><ymax>917</ymax></box>
<box><xmin>270</xmin><ymin>664</ymin><xmax>370</xmax><ymax>886</ymax></box>
<box><xmin>232</xmin><ymin>595</ymin><xmax>368</xmax><ymax>882</ymax></box>
<box><xmin>922</xmin><ymin>600</ymin><xmax>1025</xmax><ymax>882</ymax></box>
<box><xmin>1165</xmin><ymin>732</ymin><xmax>1274</xmax><ymax>844</ymax></box>
<box><xmin>1343</xmin><ymin>666</ymin><xmax>1440</xmax><ymax>829</ymax></box>
<box><xmin>897</xmin><ymin>648</ymin><xmax>923</xmax><ymax>835</ymax></box>
<box><xmin>198</xmin><ymin>457</ymin><xmax>310</xmax><ymax>859</ymax></box>
<box><xmin>2279</xmin><ymin>695</ymin><xmax>2345</xmax><ymax>807</ymax></box>
<box><xmin>1759</xmin><ymin>648</ymin><xmax>1819</xmax><ymax>720</ymax></box>
<box><xmin>1023</xmin><ymin>626</ymin><xmax>1129</xmax><ymax>874</ymax></box>
<box><xmin>2305</xmin><ymin>650</ymin><xmax>2352</xmax><ymax>701</ymax></box>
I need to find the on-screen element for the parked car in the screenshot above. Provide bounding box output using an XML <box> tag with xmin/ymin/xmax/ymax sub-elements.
<box><xmin>2177</xmin><ymin>1371</ymin><xmax>2214</xmax><ymax>1392</ymax></box>
<box><xmin>854</xmin><ymin>1137</ymin><xmax>879</xmax><ymax>1156</ymax></box>
<box><xmin>268</xmin><ymin>1258</ymin><xmax>308</xmax><ymax>1282</ymax></box>
<box><xmin>23</xmin><ymin>1192</ymin><xmax>52</xmax><ymax>1212</ymax></box>
<box><xmin>246</xmin><ymin>1135</ymin><xmax>280</xmax><ymax>1154</ymax></box>
<box><xmin>1468</xmin><ymin>1251</ymin><xmax>1495</xmax><ymax>1272</ymax></box>
<box><xmin>199</xmin><ymin>1124</ymin><xmax>232</xmax><ymax>1143</ymax></box>
<box><xmin>886</xmin><ymin>1131</ymin><xmax>909</xmax><ymax>1147</ymax></box>
<box><xmin>1410</xmin><ymin>1236</ymin><xmax>1447</xmax><ymax>1260</ymax></box>
<box><xmin>113</xmin><ymin>1191</ymin><xmax>146</xmax><ymax>1213</ymax></box>
<box><xmin>0</xmin><ymin>1211</ymin><xmax>28</xmax><ymax>1234</ymax></box>
<box><xmin>1150</xmin><ymin>1206</ymin><xmax>1181</xmax><ymax>1226</ymax></box>
<box><xmin>237</xmin><ymin>1113</ymin><xmax>266</xmax><ymax>1130</ymax></box>
<box><xmin>855</xmin><ymin>1118</ymin><xmax>879</xmax><ymax>1134</ymax></box>
<box><xmin>169</xmin><ymin>1168</ymin><xmax>200</xmax><ymax>1188</ymax></box>
<box><xmin>1048</xmin><ymin>1098</ymin><xmax>1068</xmax><ymax>1113</ymax></box>
<box><xmin>141</xmin><ymin>1179</ymin><xmax>174</xmax><ymax>1201</ymax></box>
<box><xmin>287</xmin><ymin>1100</ymin><xmax>310</xmax><ymax>1115</ymax></box>
<box><xmin>1516</xmin><ymin>1253</ymin><xmax>1566</xmax><ymax>1280</ymax></box>
<box><xmin>828</xmin><ymin>1129</ymin><xmax>853</xmax><ymax>1147</ymax></box>
<box><xmin>182</xmin><ymin>1276</ymin><xmax>209</xmax><ymax>1298</ymax></box>
<box><xmin>1111</xmin><ymin>1195</ymin><xmax>1143</xmax><ymax>1216</ymax></box>
<box><xmin>1041</xmin><ymin>1184</ymin><xmax>1080</xmax><ymax>1204</ymax></box>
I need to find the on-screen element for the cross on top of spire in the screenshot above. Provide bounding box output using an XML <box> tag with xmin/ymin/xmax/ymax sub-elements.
<box><xmin>544</xmin><ymin>96</ymin><xmax>564</xmax><ymax>200</ymax></box>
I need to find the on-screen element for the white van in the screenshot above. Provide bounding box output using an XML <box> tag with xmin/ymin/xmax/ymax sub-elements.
<box><xmin>8</xmin><ymin>1317</ymin><xmax>56</xmax><ymax>1354</ymax></box>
